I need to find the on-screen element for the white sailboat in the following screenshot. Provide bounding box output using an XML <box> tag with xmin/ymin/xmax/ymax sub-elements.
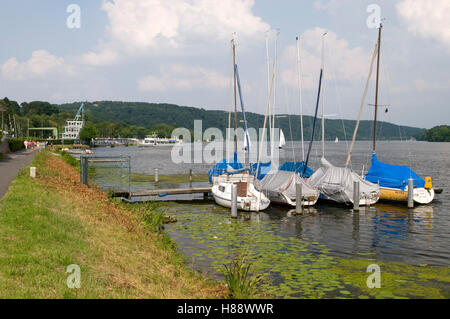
<box><xmin>213</xmin><ymin>180</ymin><xmax>270</xmax><ymax>211</ymax></box>
<box><xmin>278</xmin><ymin>129</ymin><xmax>286</xmax><ymax>149</ymax></box>
<box><xmin>307</xmin><ymin>32</ymin><xmax>380</xmax><ymax>206</ymax></box>
<box><xmin>210</xmin><ymin>38</ymin><xmax>270</xmax><ymax>212</ymax></box>
<box><xmin>258</xmin><ymin>35</ymin><xmax>319</xmax><ymax>207</ymax></box>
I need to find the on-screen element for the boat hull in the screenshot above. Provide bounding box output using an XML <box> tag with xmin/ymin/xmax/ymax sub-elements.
<box><xmin>379</xmin><ymin>186</ymin><xmax>434</xmax><ymax>205</ymax></box>
<box><xmin>212</xmin><ymin>183</ymin><xmax>270</xmax><ymax>212</ymax></box>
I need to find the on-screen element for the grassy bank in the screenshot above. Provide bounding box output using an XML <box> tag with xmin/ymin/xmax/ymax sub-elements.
<box><xmin>0</xmin><ymin>151</ymin><xmax>221</xmax><ymax>298</ymax></box>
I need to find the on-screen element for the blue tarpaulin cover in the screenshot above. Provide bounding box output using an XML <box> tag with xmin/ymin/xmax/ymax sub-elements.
<box><xmin>208</xmin><ymin>152</ymin><xmax>244</xmax><ymax>183</ymax></box>
<box><xmin>279</xmin><ymin>161</ymin><xmax>314</xmax><ymax>178</ymax></box>
<box><xmin>365</xmin><ymin>152</ymin><xmax>425</xmax><ymax>190</ymax></box>
<box><xmin>250</xmin><ymin>162</ymin><xmax>272</xmax><ymax>180</ymax></box>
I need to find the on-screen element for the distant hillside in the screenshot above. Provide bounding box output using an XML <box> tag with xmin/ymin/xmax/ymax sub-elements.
<box><xmin>59</xmin><ymin>101</ymin><xmax>424</xmax><ymax>141</ymax></box>
<box><xmin>415</xmin><ymin>125</ymin><xmax>450</xmax><ymax>142</ymax></box>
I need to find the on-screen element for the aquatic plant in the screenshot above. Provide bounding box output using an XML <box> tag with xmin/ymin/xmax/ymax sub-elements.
<box><xmin>223</xmin><ymin>257</ymin><xmax>262</xmax><ymax>299</ymax></box>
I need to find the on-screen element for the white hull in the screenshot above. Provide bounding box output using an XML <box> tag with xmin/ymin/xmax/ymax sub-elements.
<box><xmin>212</xmin><ymin>182</ymin><xmax>270</xmax><ymax>212</ymax></box>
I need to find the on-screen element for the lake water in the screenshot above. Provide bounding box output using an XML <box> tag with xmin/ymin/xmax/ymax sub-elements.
<box><xmin>91</xmin><ymin>141</ymin><xmax>449</xmax><ymax>297</ymax></box>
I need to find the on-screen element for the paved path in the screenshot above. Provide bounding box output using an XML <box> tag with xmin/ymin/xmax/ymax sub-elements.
<box><xmin>0</xmin><ymin>148</ymin><xmax>39</xmax><ymax>199</ymax></box>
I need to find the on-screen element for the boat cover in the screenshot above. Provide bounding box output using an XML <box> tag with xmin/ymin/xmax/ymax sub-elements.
<box><xmin>250</xmin><ymin>162</ymin><xmax>272</xmax><ymax>180</ymax></box>
<box><xmin>259</xmin><ymin>170</ymin><xmax>319</xmax><ymax>202</ymax></box>
<box><xmin>208</xmin><ymin>152</ymin><xmax>244</xmax><ymax>183</ymax></box>
<box><xmin>365</xmin><ymin>152</ymin><xmax>425</xmax><ymax>190</ymax></box>
<box><xmin>309</xmin><ymin>157</ymin><xmax>380</xmax><ymax>204</ymax></box>
<box><xmin>279</xmin><ymin>161</ymin><xmax>314</xmax><ymax>178</ymax></box>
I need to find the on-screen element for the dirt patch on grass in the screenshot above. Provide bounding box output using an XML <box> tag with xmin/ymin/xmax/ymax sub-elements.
<box><xmin>32</xmin><ymin>152</ymin><xmax>223</xmax><ymax>298</ymax></box>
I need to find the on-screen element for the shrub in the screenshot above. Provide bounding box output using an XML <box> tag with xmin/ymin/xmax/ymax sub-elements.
<box><xmin>7</xmin><ymin>138</ymin><xmax>27</xmax><ymax>152</ymax></box>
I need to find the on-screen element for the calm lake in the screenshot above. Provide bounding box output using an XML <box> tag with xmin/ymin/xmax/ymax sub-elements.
<box><xmin>91</xmin><ymin>141</ymin><xmax>450</xmax><ymax>298</ymax></box>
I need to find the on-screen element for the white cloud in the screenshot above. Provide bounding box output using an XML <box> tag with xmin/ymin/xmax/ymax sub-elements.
<box><xmin>280</xmin><ymin>28</ymin><xmax>371</xmax><ymax>90</ymax></box>
<box><xmin>89</xmin><ymin>0</ymin><xmax>269</xmax><ymax>60</ymax></box>
<box><xmin>1</xmin><ymin>50</ymin><xmax>75</xmax><ymax>81</ymax></box>
<box><xmin>138</xmin><ymin>64</ymin><xmax>228</xmax><ymax>92</ymax></box>
<box><xmin>313</xmin><ymin>0</ymin><xmax>351</xmax><ymax>14</ymax></box>
<box><xmin>81</xmin><ymin>48</ymin><xmax>120</xmax><ymax>66</ymax></box>
<box><xmin>397</xmin><ymin>0</ymin><xmax>450</xmax><ymax>50</ymax></box>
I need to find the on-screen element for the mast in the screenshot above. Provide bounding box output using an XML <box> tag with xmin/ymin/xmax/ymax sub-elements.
<box><xmin>321</xmin><ymin>32</ymin><xmax>327</xmax><ymax>158</ymax></box>
<box><xmin>232</xmin><ymin>39</ymin><xmax>238</xmax><ymax>154</ymax></box>
<box><xmin>271</xmin><ymin>31</ymin><xmax>279</xmax><ymax>160</ymax></box>
<box><xmin>296</xmin><ymin>36</ymin><xmax>305</xmax><ymax>161</ymax></box>
<box><xmin>303</xmin><ymin>31</ymin><xmax>327</xmax><ymax>176</ymax></box>
<box><xmin>373</xmin><ymin>24</ymin><xmax>382</xmax><ymax>151</ymax></box>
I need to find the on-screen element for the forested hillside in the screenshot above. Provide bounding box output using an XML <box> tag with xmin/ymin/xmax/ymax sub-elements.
<box><xmin>59</xmin><ymin>101</ymin><xmax>424</xmax><ymax>140</ymax></box>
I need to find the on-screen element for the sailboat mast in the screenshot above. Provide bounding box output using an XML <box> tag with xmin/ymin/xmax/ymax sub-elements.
<box><xmin>296</xmin><ymin>36</ymin><xmax>305</xmax><ymax>161</ymax></box>
<box><xmin>232</xmin><ymin>39</ymin><xmax>238</xmax><ymax>153</ymax></box>
<box><xmin>373</xmin><ymin>24</ymin><xmax>382</xmax><ymax>151</ymax></box>
<box><xmin>321</xmin><ymin>33</ymin><xmax>327</xmax><ymax>158</ymax></box>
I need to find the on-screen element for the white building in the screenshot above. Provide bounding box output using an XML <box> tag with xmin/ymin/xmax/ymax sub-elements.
<box><xmin>62</xmin><ymin>120</ymin><xmax>84</xmax><ymax>140</ymax></box>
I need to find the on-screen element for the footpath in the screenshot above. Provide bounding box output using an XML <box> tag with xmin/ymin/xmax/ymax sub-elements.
<box><xmin>0</xmin><ymin>148</ymin><xmax>39</xmax><ymax>199</ymax></box>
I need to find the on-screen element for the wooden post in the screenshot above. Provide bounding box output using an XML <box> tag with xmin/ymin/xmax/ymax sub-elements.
<box><xmin>353</xmin><ymin>181</ymin><xmax>360</xmax><ymax>211</ymax></box>
<box><xmin>189</xmin><ymin>169</ymin><xmax>193</xmax><ymax>188</ymax></box>
<box><xmin>154</xmin><ymin>168</ymin><xmax>159</xmax><ymax>183</ymax></box>
<box><xmin>408</xmin><ymin>179</ymin><xmax>414</xmax><ymax>208</ymax></box>
<box><xmin>231</xmin><ymin>184</ymin><xmax>238</xmax><ymax>218</ymax></box>
<box><xmin>296</xmin><ymin>182</ymin><xmax>303</xmax><ymax>214</ymax></box>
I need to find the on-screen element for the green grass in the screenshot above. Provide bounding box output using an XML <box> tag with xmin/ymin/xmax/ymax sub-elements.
<box><xmin>0</xmin><ymin>151</ymin><xmax>220</xmax><ymax>298</ymax></box>
<box><xmin>0</xmin><ymin>167</ymin><xmax>95</xmax><ymax>298</ymax></box>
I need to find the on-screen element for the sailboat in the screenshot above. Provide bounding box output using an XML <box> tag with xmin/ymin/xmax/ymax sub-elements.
<box><xmin>257</xmin><ymin>36</ymin><xmax>320</xmax><ymax>207</ymax></box>
<box><xmin>278</xmin><ymin>129</ymin><xmax>286</xmax><ymax>149</ymax></box>
<box><xmin>210</xmin><ymin>38</ymin><xmax>270</xmax><ymax>211</ymax></box>
<box><xmin>307</xmin><ymin>32</ymin><xmax>380</xmax><ymax>206</ymax></box>
<box><xmin>363</xmin><ymin>24</ymin><xmax>435</xmax><ymax>205</ymax></box>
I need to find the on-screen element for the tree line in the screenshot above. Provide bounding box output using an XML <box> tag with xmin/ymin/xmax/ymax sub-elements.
<box><xmin>415</xmin><ymin>125</ymin><xmax>450</xmax><ymax>142</ymax></box>
<box><xmin>1</xmin><ymin>98</ymin><xmax>426</xmax><ymax>141</ymax></box>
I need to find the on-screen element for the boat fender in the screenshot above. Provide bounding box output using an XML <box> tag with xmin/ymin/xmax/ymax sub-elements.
<box><xmin>424</xmin><ymin>177</ymin><xmax>432</xmax><ymax>189</ymax></box>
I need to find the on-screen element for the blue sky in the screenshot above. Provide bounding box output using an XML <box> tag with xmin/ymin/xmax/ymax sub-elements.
<box><xmin>0</xmin><ymin>0</ymin><xmax>449</xmax><ymax>129</ymax></box>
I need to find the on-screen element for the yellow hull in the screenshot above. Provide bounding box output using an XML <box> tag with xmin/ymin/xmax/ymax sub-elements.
<box><xmin>379</xmin><ymin>188</ymin><xmax>408</xmax><ymax>202</ymax></box>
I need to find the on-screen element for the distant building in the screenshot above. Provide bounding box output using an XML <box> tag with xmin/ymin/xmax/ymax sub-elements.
<box><xmin>62</xmin><ymin>120</ymin><xmax>84</xmax><ymax>140</ymax></box>
<box><xmin>62</xmin><ymin>103</ymin><xmax>85</xmax><ymax>140</ymax></box>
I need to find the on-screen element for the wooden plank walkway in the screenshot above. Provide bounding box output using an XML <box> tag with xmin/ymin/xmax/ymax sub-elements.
<box><xmin>112</xmin><ymin>186</ymin><xmax>212</xmax><ymax>199</ymax></box>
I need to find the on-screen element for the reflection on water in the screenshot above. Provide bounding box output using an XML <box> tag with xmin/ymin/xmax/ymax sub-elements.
<box><xmin>91</xmin><ymin>141</ymin><xmax>450</xmax><ymax>268</ymax></box>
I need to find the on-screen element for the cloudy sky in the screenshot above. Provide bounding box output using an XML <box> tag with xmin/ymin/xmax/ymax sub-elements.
<box><xmin>0</xmin><ymin>0</ymin><xmax>449</xmax><ymax>128</ymax></box>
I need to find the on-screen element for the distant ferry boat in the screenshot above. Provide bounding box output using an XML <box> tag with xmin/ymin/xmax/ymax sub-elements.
<box><xmin>138</xmin><ymin>135</ymin><xmax>182</xmax><ymax>147</ymax></box>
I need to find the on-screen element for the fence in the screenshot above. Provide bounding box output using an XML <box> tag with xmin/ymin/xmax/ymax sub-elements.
<box><xmin>80</xmin><ymin>155</ymin><xmax>131</xmax><ymax>193</ymax></box>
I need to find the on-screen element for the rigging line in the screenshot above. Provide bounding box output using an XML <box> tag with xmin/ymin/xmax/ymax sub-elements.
<box><xmin>283</xmin><ymin>83</ymin><xmax>296</xmax><ymax>162</ymax></box>
<box><xmin>235</xmin><ymin>64</ymin><xmax>250</xmax><ymax>155</ymax></box>
<box><xmin>345</xmin><ymin>43</ymin><xmax>379</xmax><ymax>169</ymax></box>
<box><xmin>303</xmin><ymin>68</ymin><xmax>323</xmax><ymax>176</ymax></box>
<box><xmin>256</xmin><ymin>58</ymin><xmax>277</xmax><ymax>180</ymax></box>
<box><xmin>328</xmin><ymin>48</ymin><xmax>350</xmax><ymax>162</ymax></box>
<box><xmin>296</xmin><ymin>36</ymin><xmax>305</xmax><ymax>161</ymax></box>
<box><xmin>227</xmin><ymin>38</ymin><xmax>234</xmax><ymax>160</ymax></box>
<box><xmin>381</xmin><ymin>46</ymin><xmax>414</xmax><ymax>167</ymax></box>
<box><xmin>271</xmin><ymin>30</ymin><xmax>280</xmax><ymax>161</ymax></box>
<box><xmin>297</xmin><ymin>38</ymin><xmax>313</xmax><ymax>145</ymax></box>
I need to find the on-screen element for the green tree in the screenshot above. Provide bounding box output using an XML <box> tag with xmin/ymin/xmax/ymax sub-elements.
<box><xmin>79</xmin><ymin>122</ymin><xmax>98</xmax><ymax>144</ymax></box>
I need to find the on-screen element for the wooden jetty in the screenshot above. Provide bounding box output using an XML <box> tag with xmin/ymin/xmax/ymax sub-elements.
<box><xmin>112</xmin><ymin>186</ymin><xmax>212</xmax><ymax>199</ymax></box>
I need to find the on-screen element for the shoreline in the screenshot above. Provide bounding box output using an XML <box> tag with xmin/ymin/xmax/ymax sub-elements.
<box><xmin>0</xmin><ymin>150</ymin><xmax>223</xmax><ymax>298</ymax></box>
